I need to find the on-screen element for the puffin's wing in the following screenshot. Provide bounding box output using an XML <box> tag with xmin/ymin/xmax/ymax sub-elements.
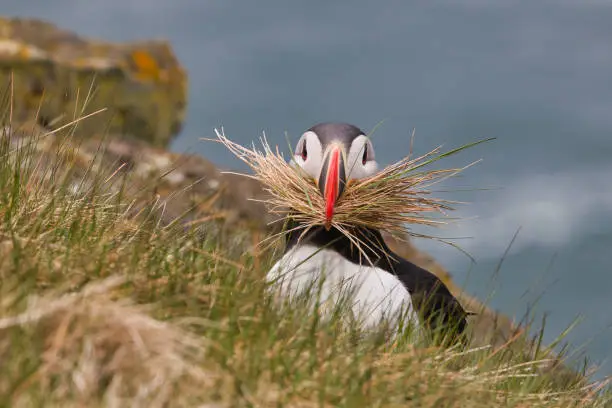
<box><xmin>387</xmin><ymin>256</ymin><xmax>468</xmax><ymax>337</ymax></box>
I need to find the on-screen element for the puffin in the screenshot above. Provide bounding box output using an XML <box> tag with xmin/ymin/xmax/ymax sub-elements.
<box><xmin>266</xmin><ymin>122</ymin><xmax>469</xmax><ymax>341</ymax></box>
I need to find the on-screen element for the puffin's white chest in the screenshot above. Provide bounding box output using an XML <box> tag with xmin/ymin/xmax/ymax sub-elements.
<box><xmin>266</xmin><ymin>244</ymin><xmax>418</xmax><ymax>330</ymax></box>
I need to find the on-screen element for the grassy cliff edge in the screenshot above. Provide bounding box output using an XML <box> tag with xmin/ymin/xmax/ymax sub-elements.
<box><xmin>0</xmin><ymin>107</ymin><xmax>609</xmax><ymax>407</ymax></box>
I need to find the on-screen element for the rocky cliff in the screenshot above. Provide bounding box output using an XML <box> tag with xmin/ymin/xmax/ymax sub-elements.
<box><xmin>0</xmin><ymin>17</ymin><xmax>187</xmax><ymax>146</ymax></box>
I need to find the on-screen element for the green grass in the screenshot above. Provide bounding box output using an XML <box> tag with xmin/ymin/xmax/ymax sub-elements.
<box><xmin>0</xmin><ymin>113</ymin><xmax>610</xmax><ymax>407</ymax></box>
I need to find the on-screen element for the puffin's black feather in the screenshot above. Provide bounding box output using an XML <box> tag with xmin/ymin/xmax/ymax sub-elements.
<box><xmin>284</xmin><ymin>219</ymin><xmax>469</xmax><ymax>341</ymax></box>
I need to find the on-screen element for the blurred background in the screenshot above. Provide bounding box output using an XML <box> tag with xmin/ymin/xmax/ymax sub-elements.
<box><xmin>4</xmin><ymin>1</ymin><xmax>611</xmax><ymax>376</ymax></box>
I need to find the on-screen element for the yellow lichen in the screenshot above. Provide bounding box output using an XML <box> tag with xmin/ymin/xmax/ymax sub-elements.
<box><xmin>131</xmin><ymin>50</ymin><xmax>161</xmax><ymax>82</ymax></box>
<box><xmin>18</xmin><ymin>44</ymin><xmax>29</xmax><ymax>59</ymax></box>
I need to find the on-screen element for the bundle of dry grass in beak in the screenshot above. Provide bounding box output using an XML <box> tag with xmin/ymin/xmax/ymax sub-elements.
<box><xmin>213</xmin><ymin>128</ymin><xmax>488</xmax><ymax>254</ymax></box>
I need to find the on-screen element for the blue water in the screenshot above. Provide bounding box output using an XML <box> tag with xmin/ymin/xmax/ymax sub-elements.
<box><xmin>6</xmin><ymin>1</ymin><xmax>611</xmax><ymax>377</ymax></box>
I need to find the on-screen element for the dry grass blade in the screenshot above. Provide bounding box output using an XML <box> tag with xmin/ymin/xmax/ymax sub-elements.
<box><xmin>213</xmin><ymin>128</ymin><xmax>480</xmax><ymax>256</ymax></box>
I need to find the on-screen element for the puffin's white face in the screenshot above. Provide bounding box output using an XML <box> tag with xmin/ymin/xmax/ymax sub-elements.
<box><xmin>292</xmin><ymin>131</ymin><xmax>378</xmax><ymax>180</ymax></box>
<box><xmin>291</xmin><ymin>123</ymin><xmax>379</xmax><ymax>228</ymax></box>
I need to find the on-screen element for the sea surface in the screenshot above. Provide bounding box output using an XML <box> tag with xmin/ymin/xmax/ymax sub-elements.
<box><xmin>5</xmin><ymin>1</ymin><xmax>612</xmax><ymax>377</ymax></box>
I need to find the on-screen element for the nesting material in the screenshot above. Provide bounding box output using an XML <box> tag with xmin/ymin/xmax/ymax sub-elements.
<box><xmin>214</xmin><ymin>128</ymin><xmax>480</xmax><ymax>254</ymax></box>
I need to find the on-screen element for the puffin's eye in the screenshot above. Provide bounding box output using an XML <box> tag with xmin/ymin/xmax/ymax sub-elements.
<box><xmin>295</xmin><ymin>138</ymin><xmax>308</xmax><ymax>161</ymax></box>
<box><xmin>362</xmin><ymin>140</ymin><xmax>374</xmax><ymax>165</ymax></box>
<box><xmin>362</xmin><ymin>144</ymin><xmax>368</xmax><ymax>165</ymax></box>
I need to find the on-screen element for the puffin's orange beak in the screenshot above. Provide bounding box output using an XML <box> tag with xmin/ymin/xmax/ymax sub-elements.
<box><xmin>318</xmin><ymin>145</ymin><xmax>347</xmax><ymax>230</ymax></box>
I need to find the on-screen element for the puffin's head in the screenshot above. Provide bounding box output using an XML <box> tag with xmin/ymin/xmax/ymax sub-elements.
<box><xmin>291</xmin><ymin>122</ymin><xmax>378</xmax><ymax>228</ymax></box>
